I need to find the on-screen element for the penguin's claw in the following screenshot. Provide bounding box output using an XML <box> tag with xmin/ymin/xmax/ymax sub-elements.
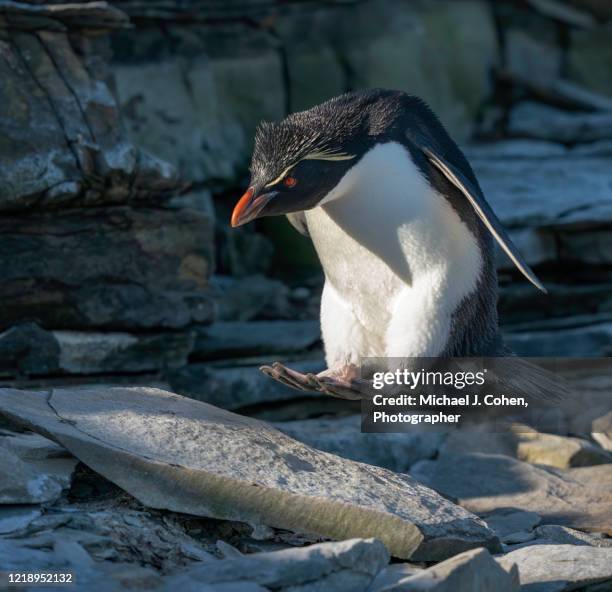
<box><xmin>259</xmin><ymin>362</ymin><xmax>367</xmax><ymax>401</ymax></box>
<box><xmin>260</xmin><ymin>363</ymin><xmax>310</xmax><ymax>391</ymax></box>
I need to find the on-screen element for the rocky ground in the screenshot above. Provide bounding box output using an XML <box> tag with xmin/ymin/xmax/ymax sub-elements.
<box><xmin>1</xmin><ymin>0</ymin><xmax>612</xmax><ymax>590</ymax></box>
<box><xmin>0</xmin><ymin>377</ymin><xmax>610</xmax><ymax>591</ymax></box>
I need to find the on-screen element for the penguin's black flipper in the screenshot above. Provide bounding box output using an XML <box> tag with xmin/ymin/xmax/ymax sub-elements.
<box><xmin>422</xmin><ymin>147</ymin><xmax>546</xmax><ymax>293</ymax></box>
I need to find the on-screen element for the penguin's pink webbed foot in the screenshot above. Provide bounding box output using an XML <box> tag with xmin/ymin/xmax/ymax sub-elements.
<box><xmin>260</xmin><ymin>362</ymin><xmax>367</xmax><ymax>400</ymax></box>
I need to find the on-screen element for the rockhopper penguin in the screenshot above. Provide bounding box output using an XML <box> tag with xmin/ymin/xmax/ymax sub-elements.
<box><xmin>231</xmin><ymin>89</ymin><xmax>546</xmax><ymax>399</ymax></box>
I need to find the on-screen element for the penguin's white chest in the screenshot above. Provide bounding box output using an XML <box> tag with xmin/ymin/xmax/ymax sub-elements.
<box><xmin>304</xmin><ymin>142</ymin><xmax>482</xmax><ymax>360</ymax></box>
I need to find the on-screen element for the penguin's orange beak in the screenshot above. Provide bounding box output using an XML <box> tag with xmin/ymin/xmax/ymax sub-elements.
<box><xmin>230</xmin><ymin>187</ymin><xmax>275</xmax><ymax>227</ymax></box>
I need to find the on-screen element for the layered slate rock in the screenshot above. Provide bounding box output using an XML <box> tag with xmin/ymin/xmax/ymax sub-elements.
<box><xmin>191</xmin><ymin>321</ymin><xmax>321</xmax><ymax>360</ymax></box>
<box><xmin>0</xmin><ymin>207</ymin><xmax>214</xmax><ymax>331</ymax></box>
<box><xmin>2</xmin><ymin>503</ymin><xmax>215</xmax><ymax>569</ymax></box>
<box><xmin>110</xmin><ymin>0</ymin><xmax>497</xmax><ymax>193</ymax></box>
<box><xmin>0</xmin><ymin>323</ymin><xmax>60</xmax><ymax>377</ymax></box>
<box><xmin>380</xmin><ymin>548</ymin><xmax>520</xmax><ymax>592</ymax></box>
<box><xmin>471</xmin><ymin>155</ymin><xmax>612</xmax><ymax>231</ymax></box>
<box><xmin>112</xmin><ymin>26</ymin><xmax>285</xmax><ymax>188</ymax></box>
<box><xmin>169</xmin><ymin>538</ymin><xmax>389</xmax><ymax>592</ymax></box>
<box><xmin>0</xmin><ymin>4</ymin><xmax>179</xmax><ymax>210</ymax></box>
<box><xmin>0</xmin><ymin>429</ymin><xmax>76</xmax><ymax>504</ymax></box>
<box><xmin>412</xmin><ymin>453</ymin><xmax>612</xmax><ymax>534</ymax></box>
<box><xmin>168</xmin><ymin>360</ymin><xmax>325</xmax><ymax>410</ymax></box>
<box><xmin>497</xmin><ymin>544</ymin><xmax>612</xmax><ymax>592</ymax></box>
<box><xmin>0</xmin><ymin>1</ymin><xmax>215</xmax><ymax>385</ymax></box>
<box><xmin>0</xmin><ymin>386</ymin><xmax>501</xmax><ymax>561</ymax></box>
<box><xmin>509</xmin><ymin>102</ymin><xmax>612</xmax><ymax>143</ymax></box>
<box><xmin>505</xmin><ymin>322</ymin><xmax>612</xmax><ymax>357</ymax></box>
<box><xmin>54</xmin><ymin>330</ymin><xmax>194</xmax><ymax>375</ymax></box>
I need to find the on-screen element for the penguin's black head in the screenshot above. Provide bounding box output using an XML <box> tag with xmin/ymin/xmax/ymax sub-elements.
<box><xmin>231</xmin><ymin>89</ymin><xmax>404</xmax><ymax>227</ymax></box>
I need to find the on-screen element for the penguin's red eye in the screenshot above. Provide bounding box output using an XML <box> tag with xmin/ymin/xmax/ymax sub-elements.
<box><xmin>283</xmin><ymin>176</ymin><xmax>297</xmax><ymax>188</ymax></box>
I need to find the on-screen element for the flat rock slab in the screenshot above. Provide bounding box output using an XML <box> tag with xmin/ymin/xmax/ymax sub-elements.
<box><xmin>497</xmin><ymin>544</ymin><xmax>612</xmax><ymax>592</ymax></box>
<box><xmin>0</xmin><ymin>430</ymin><xmax>76</xmax><ymax>505</ymax></box>
<box><xmin>0</xmin><ymin>387</ymin><xmax>500</xmax><ymax>561</ymax></box>
<box><xmin>411</xmin><ymin>453</ymin><xmax>612</xmax><ymax>535</ymax></box>
<box><xmin>170</xmin><ymin>538</ymin><xmax>388</xmax><ymax>592</ymax></box>
<box><xmin>471</xmin><ymin>156</ymin><xmax>612</xmax><ymax>228</ymax></box>
<box><xmin>382</xmin><ymin>548</ymin><xmax>519</xmax><ymax>592</ymax></box>
<box><xmin>508</xmin><ymin>102</ymin><xmax>612</xmax><ymax>144</ymax></box>
<box><xmin>505</xmin><ymin>323</ymin><xmax>612</xmax><ymax>357</ymax></box>
<box><xmin>191</xmin><ymin>321</ymin><xmax>321</xmax><ymax>360</ymax></box>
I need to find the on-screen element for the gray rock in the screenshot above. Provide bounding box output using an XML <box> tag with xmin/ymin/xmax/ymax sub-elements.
<box><xmin>438</xmin><ymin>426</ymin><xmax>519</xmax><ymax>458</ymax></box>
<box><xmin>499</xmin><ymin>282</ymin><xmax>612</xmax><ymax>327</ymax></box>
<box><xmin>503</xmin><ymin>530</ymin><xmax>535</xmax><ymax>545</ymax></box>
<box><xmin>0</xmin><ymin>533</ymin><xmax>165</xmax><ymax>591</ymax></box>
<box><xmin>0</xmin><ymin>506</ymin><xmax>41</xmax><ymax>534</ymax></box>
<box><xmin>572</xmin><ymin>139</ymin><xmax>612</xmax><ymax>156</ymax></box>
<box><xmin>546</xmin><ymin>79</ymin><xmax>612</xmax><ymax>112</ymax></box>
<box><xmin>0</xmin><ymin>446</ymin><xmax>75</xmax><ymax>505</ymax></box>
<box><xmin>191</xmin><ymin>321</ymin><xmax>321</xmax><ymax>361</ymax></box>
<box><xmin>569</xmin><ymin>27</ymin><xmax>612</xmax><ymax>99</ymax></box>
<box><xmin>340</xmin><ymin>0</ymin><xmax>498</xmax><ymax>140</ymax></box>
<box><xmin>526</xmin><ymin>0</ymin><xmax>596</xmax><ymax>27</ymax></box>
<box><xmin>171</xmin><ymin>538</ymin><xmax>389</xmax><ymax>592</ymax></box>
<box><xmin>471</xmin><ymin>155</ymin><xmax>612</xmax><ymax>229</ymax></box>
<box><xmin>411</xmin><ymin>453</ymin><xmax>612</xmax><ymax>534</ymax></box>
<box><xmin>218</xmin><ymin>226</ymin><xmax>275</xmax><ymax>278</ymax></box>
<box><xmin>565</xmin><ymin>0</ymin><xmax>612</xmax><ymax>21</ymax></box>
<box><xmin>0</xmin><ymin>207</ymin><xmax>214</xmax><ymax>330</ymax></box>
<box><xmin>0</xmin><ymin>386</ymin><xmax>501</xmax><ymax>561</ymax></box>
<box><xmin>275</xmin><ymin>415</ymin><xmax>443</xmax><ymax>472</ymax></box>
<box><xmin>482</xmin><ymin>509</ymin><xmax>542</xmax><ymax>539</ymax></box>
<box><xmin>367</xmin><ymin>562</ymin><xmax>424</xmax><ymax>591</ymax></box>
<box><xmin>0</xmin><ymin>24</ymin><xmax>180</xmax><ymax>212</ymax></box>
<box><xmin>498</xmin><ymin>544</ymin><xmax>612</xmax><ymax>592</ymax></box>
<box><xmin>54</xmin><ymin>330</ymin><xmax>194</xmax><ymax>374</ymax></box>
<box><xmin>380</xmin><ymin>547</ymin><xmax>519</xmax><ymax>592</ymax></box>
<box><xmin>168</xmin><ymin>360</ymin><xmax>325</xmax><ymax>410</ymax></box>
<box><xmin>593</xmin><ymin>411</ymin><xmax>612</xmax><ymax>452</ymax></box>
<box><xmin>0</xmin><ymin>323</ymin><xmax>60</xmax><ymax>377</ymax></box>
<box><xmin>516</xmin><ymin>431</ymin><xmax>612</xmax><ymax>468</ymax></box>
<box><xmin>533</xmin><ymin>525</ymin><xmax>612</xmax><ymax>548</ymax></box>
<box><xmin>463</xmin><ymin>140</ymin><xmax>568</xmax><ymax>160</ymax></box>
<box><xmin>211</xmin><ymin>275</ymin><xmax>291</xmax><ymax>322</ymax></box>
<box><xmin>501</xmin><ymin>69</ymin><xmax>612</xmax><ymax>112</ymax></box>
<box><xmin>3</xmin><ymin>504</ymin><xmax>215</xmax><ymax>569</ymax></box>
<box><xmin>0</xmin><ymin>1</ymin><xmax>130</xmax><ymax>32</ymax></box>
<box><xmin>508</xmin><ymin>102</ymin><xmax>612</xmax><ymax>143</ymax></box>
<box><xmin>506</xmin><ymin>29</ymin><xmax>561</xmax><ymax>85</ymax></box>
<box><xmin>0</xmin><ymin>429</ymin><xmax>68</xmax><ymax>461</ymax></box>
<box><xmin>114</xmin><ymin>42</ymin><xmax>284</xmax><ymax>187</ymax></box>
<box><xmin>505</xmin><ymin>323</ymin><xmax>612</xmax><ymax>357</ymax></box>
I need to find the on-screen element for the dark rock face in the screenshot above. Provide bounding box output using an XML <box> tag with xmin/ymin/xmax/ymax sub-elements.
<box><xmin>0</xmin><ymin>207</ymin><xmax>213</xmax><ymax>331</ymax></box>
<box><xmin>0</xmin><ymin>28</ymin><xmax>179</xmax><ymax>210</ymax></box>
<box><xmin>0</xmin><ymin>3</ymin><xmax>214</xmax><ymax>381</ymax></box>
